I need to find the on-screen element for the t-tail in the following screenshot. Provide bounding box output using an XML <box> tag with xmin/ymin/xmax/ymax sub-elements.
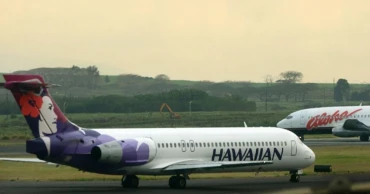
<box><xmin>1</xmin><ymin>74</ymin><xmax>80</xmax><ymax>138</ymax></box>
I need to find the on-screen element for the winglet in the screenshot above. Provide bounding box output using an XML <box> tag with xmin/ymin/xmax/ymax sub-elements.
<box><xmin>244</xmin><ymin>121</ymin><xmax>247</xmax><ymax>127</ymax></box>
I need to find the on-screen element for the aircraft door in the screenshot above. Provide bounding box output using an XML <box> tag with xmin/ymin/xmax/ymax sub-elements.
<box><xmin>300</xmin><ymin>110</ymin><xmax>306</xmax><ymax>126</ymax></box>
<box><xmin>291</xmin><ymin>140</ymin><xmax>297</xmax><ymax>156</ymax></box>
<box><xmin>181</xmin><ymin>140</ymin><xmax>186</xmax><ymax>152</ymax></box>
<box><xmin>189</xmin><ymin>140</ymin><xmax>195</xmax><ymax>152</ymax></box>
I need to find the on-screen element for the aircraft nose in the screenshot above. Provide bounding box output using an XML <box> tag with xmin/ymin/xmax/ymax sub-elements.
<box><xmin>305</xmin><ymin>146</ymin><xmax>316</xmax><ymax>164</ymax></box>
<box><xmin>276</xmin><ymin>120</ymin><xmax>284</xmax><ymax>128</ymax></box>
<box><xmin>310</xmin><ymin>149</ymin><xmax>315</xmax><ymax>163</ymax></box>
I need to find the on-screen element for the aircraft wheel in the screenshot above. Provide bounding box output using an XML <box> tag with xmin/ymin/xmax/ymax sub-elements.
<box><xmin>169</xmin><ymin>176</ymin><xmax>186</xmax><ymax>189</ymax></box>
<box><xmin>289</xmin><ymin>174</ymin><xmax>300</xmax><ymax>183</ymax></box>
<box><xmin>121</xmin><ymin>175</ymin><xmax>139</xmax><ymax>188</ymax></box>
<box><xmin>360</xmin><ymin>135</ymin><xmax>369</xmax><ymax>142</ymax></box>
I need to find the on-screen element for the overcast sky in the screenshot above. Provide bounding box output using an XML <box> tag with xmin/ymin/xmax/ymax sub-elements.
<box><xmin>1</xmin><ymin>0</ymin><xmax>370</xmax><ymax>83</ymax></box>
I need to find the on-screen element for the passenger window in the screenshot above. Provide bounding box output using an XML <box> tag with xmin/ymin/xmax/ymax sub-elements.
<box><xmin>166</xmin><ymin>143</ymin><xmax>168</xmax><ymax>148</ymax></box>
<box><xmin>262</xmin><ymin>142</ymin><xmax>264</xmax><ymax>146</ymax></box>
<box><xmin>258</xmin><ymin>142</ymin><xmax>260</xmax><ymax>146</ymax></box>
<box><xmin>203</xmin><ymin>143</ymin><xmax>206</xmax><ymax>147</ymax></box>
<box><xmin>231</xmin><ymin>142</ymin><xmax>234</xmax><ymax>146</ymax></box>
<box><xmin>207</xmin><ymin>143</ymin><xmax>210</xmax><ymax>147</ymax></box>
<box><xmin>246</xmin><ymin>142</ymin><xmax>249</xmax><ymax>146</ymax></box>
<box><xmin>211</xmin><ymin>143</ymin><xmax>214</xmax><ymax>147</ymax></box>
<box><xmin>227</xmin><ymin>142</ymin><xmax>229</xmax><ymax>147</ymax></box>
<box><xmin>254</xmin><ymin>142</ymin><xmax>256</xmax><ymax>146</ymax></box>
<box><xmin>174</xmin><ymin>143</ymin><xmax>177</xmax><ymax>148</ymax></box>
<box><xmin>219</xmin><ymin>142</ymin><xmax>222</xmax><ymax>147</ymax></box>
<box><xmin>285</xmin><ymin>142</ymin><xmax>287</xmax><ymax>146</ymax></box>
<box><xmin>191</xmin><ymin>142</ymin><xmax>194</xmax><ymax>148</ymax></box>
<box><xmin>199</xmin><ymin>143</ymin><xmax>202</xmax><ymax>147</ymax></box>
<box><xmin>239</xmin><ymin>142</ymin><xmax>241</xmax><ymax>147</ymax></box>
<box><xmin>277</xmin><ymin>142</ymin><xmax>279</xmax><ymax>146</ymax></box>
<box><xmin>158</xmin><ymin>143</ymin><xmax>161</xmax><ymax>148</ymax></box>
<box><xmin>195</xmin><ymin>143</ymin><xmax>198</xmax><ymax>147</ymax></box>
<box><xmin>187</xmin><ymin>143</ymin><xmax>189</xmax><ymax>147</ymax></box>
<box><xmin>170</xmin><ymin>143</ymin><xmax>172</xmax><ymax>148</ymax></box>
<box><xmin>273</xmin><ymin>142</ymin><xmax>276</xmax><ymax>146</ymax></box>
<box><xmin>243</xmin><ymin>142</ymin><xmax>245</xmax><ymax>146</ymax></box>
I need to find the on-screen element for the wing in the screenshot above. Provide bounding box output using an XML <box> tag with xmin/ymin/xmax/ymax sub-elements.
<box><xmin>153</xmin><ymin>160</ymin><xmax>272</xmax><ymax>171</ymax></box>
<box><xmin>0</xmin><ymin>158</ymin><xmax>56</xmax><ymax>165</ymax></box>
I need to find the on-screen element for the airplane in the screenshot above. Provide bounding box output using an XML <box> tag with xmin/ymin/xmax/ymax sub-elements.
<box><xmin>0</xmin><ymin>74</ymin><xmax>315</xmax><ymax>189</ymax></box>
<box><xmin>276</xmin><ymin>104</ymin><xmax>370</xmax><ymax>141</ymax></box>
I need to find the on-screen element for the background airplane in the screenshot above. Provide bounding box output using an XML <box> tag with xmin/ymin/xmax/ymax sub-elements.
<box><xmin>0</xmin><ymin>74</ymin><xmax>315</xmax><ymax>189</ymax></box>
<box><xmin>277</xmin><ymin>104</ymin><xmax>370</xmax><ymax>141</ymax></box>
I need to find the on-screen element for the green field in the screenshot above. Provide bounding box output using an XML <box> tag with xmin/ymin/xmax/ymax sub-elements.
<box><xmin>0</xmin><ymin>145</ymin><xmax>366</xmax><ymax>181</ymax></box>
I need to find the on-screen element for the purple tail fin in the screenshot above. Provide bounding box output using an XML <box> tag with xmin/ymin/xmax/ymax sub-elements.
<box><xmin>2</xmin><ymin>74</ymin><xmax>80</xmax><ymax>138</ymax></box>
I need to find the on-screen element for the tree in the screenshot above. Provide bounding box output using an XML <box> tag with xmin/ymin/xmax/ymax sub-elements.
<box><xmin>334</xmin><ymin>79</ymin><xmax>350</xmax><ymax>102</ymax></box>
<box><xmin>277</xmin><ymin>71</ymin><xmax>303</xmax><ymax>83</ymax></box>
<box><xmin>104</xmin><ymin>75</ymin><xmax>111</xmax><ymax>83</ymax></box>
<box><xmin>263</xmin><ymin>75</ymin><xmax>275</xmax><ymax>111</ymax></box>
<box><xmin>155</xmin><ymin>74</ymin><xmax>170</xmax><ymax>81</ymax></box>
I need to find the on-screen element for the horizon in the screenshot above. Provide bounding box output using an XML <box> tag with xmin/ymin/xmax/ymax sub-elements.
<box><xmin>1</xmin><ymin>1</ymin><xmax>370</xmax><ymax>83</ymax></box>
<box><xmin>0</xmin><ymin>66</ymin><xmax>367</xmax><ymax>85</ymax></box>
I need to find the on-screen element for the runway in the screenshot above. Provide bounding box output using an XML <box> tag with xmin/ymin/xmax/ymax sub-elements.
<box><xmin>1</xmin><ymin>174</ymin><xmax>370</xmax><ymax>194</ymax></box>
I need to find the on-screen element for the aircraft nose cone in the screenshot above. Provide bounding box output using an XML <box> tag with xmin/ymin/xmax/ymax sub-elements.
<box><xmin>276</xmin><ymin>120</ymin><xmax>284</xmax><ymax>127</ymax></box>
<box><xmin>309</xmin><ymin>150</ymin><xmax>316</xmax><ymax>163</ymax></box>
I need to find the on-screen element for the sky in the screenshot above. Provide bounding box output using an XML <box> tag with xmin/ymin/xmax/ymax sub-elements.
<box><xmin>1</xmin><ymin>0</ymin><xmax>370</xmax><ymax>83</ymax></box>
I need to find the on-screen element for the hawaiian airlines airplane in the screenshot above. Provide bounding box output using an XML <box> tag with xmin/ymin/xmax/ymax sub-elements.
<box><xmin>277</xmin><ymin>105</ymin><xmax>370</xmax><ymax>141</ymax></box>
<box><xmin>0</xmin><ymin>74</ymin><xmax>315</xmax><ymax>189</ymax></box>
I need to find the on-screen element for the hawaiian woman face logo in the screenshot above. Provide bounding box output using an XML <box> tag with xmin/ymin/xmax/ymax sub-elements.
<box><xmin>39</xmin><ymin>96</ymin><xmax>58</xmax><ymax>136</ymax></box>
<box><xmin>19</xmin><ymin>81</ymin><xmax>58</xmax><ymax>137</ymax></box>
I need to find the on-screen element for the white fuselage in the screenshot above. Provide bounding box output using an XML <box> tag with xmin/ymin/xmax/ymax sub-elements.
<box><xmin>277</xmin><ymin>106</ymin><xmax>370</xmax><ymax>135</ymax></box>
<box><xmin>93</xmin><ymin>127</ymin><xmax>315</xmax><ymax>175</ymax></box>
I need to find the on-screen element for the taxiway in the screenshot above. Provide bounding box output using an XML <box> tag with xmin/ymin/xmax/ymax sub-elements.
<box><xmin>1</xmin><ymin>174</ymin><xmax>370</xmax><ymax>194</ymax></box>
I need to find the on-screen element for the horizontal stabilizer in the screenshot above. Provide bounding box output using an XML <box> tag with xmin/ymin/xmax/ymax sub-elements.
<box><xmin>0</xmin><ymin>157</ymin><xmax>56</xmax><ymax>165</ymax></box>
<box><xmin>154</xmin><ymin>160</ymin><xmax>272</xmax><ymax>171</ymax></box>
<box><xmin>0</xmin><ymin>81</ymin><xmax>61</xmax><ymax>89</ymax></box>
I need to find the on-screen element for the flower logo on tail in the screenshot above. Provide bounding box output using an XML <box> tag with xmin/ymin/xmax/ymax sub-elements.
<box><xmin>19</xmin><ymin>93</ymin><xmax>43</xmax><ymax>118</ymax></box>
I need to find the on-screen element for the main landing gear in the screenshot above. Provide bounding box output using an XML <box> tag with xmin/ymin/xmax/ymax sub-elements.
<box><xmin>121</xmin><ymin>175</ymin><xmax>139</xmax><ymax>188</ymax></box>
<box><xmin>121</xmin><ymin>174</ymin><xmax>189</xmax><ymax>189</ymax></box>
<box><xmin>169</xmin><ymin>175</ymin><xmax>187</xmax><ymax>189</ymax></box>
<box><xmin>360</xmin><ymin>135</ymin><xmax>369</xmax><ymax>142</ymax></box>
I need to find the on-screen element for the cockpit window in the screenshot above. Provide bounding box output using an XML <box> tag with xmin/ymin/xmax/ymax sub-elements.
<box><xmin>286</xmin><ymin>115</ymin><xmax>293</xmax><ymax>119</ymax></box>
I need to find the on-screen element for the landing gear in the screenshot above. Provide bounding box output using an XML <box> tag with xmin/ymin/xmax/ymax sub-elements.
<box><xmin>169</xmin><ymin>175</ymin><xmax>187</xmax><ymax>189</ymax></box>
<box><xmin>289</xmin><ymin>170</ymin><xmax>301</xmax><ymax>183</ymax></box>
<box><xmin>289</xmin><ymin>173</ymin><xmax>300</xmax><ymax>182</ymax></box>
<box><xmin>360</xmin><ymin>135</ymin><xmax>369</xmax><ymax>142</ymax></box>
<box><xmin>121</xmin><ymin>175</ymin><xmax>139</xmax><ymax>188</ymax></box>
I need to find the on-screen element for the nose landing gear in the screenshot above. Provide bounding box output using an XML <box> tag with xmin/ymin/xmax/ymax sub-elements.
<box><xmin>289</xmin><ymin>170</ymin><xmax>302</xmax><ymax>183</ymax></box>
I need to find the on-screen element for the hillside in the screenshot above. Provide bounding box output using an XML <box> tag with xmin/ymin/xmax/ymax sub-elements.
<box><xmin>0</xmin><ymin>66</ymin><xmax>369</xmax><ymax>103</ymax></box>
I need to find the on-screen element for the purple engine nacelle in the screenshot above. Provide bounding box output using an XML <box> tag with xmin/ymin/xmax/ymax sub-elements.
<box><xmin>91</xmin><ymin>137</ymin><xmax>157</xmax><ymax>166</ymax></box>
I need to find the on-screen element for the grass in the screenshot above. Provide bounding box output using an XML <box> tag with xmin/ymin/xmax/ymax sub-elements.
<box><xmin>0</xmin><ymin>145</ymin><xmax>367</xmax><ymax>181</ymax></box>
